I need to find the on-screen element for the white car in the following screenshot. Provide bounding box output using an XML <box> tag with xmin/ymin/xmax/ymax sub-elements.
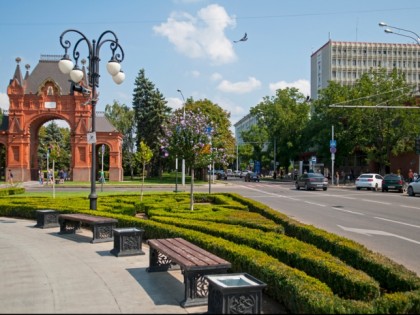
<box><xmin>407</xmin><ymin>178</ymin><xmax>420</xmax><ymax>196</ymax></box>
<box><xmin>355</xmin><ymin>173</ymin><xmax>383</xmax><ymax>191</ymax></box>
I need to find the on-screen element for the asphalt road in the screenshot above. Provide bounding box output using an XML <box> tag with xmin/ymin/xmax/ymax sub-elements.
<box><xmin>22</xmin><ymin>178</ymin><xmax>420</xmax><ymax>276</ymax></box>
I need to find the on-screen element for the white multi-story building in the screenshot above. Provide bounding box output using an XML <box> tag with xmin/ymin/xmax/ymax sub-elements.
<box><xmin>311</xmin><ymin>40</ymin><xmax>420</xmax><ymax>99</ymax></box>
<box><xmin>233</xmin><ymin>113</ymin><xmax>258</xmax><ymax>145</ymax></box>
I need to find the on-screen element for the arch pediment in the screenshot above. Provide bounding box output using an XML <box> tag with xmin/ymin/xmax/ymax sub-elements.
<box><xmin>38</xmin><ymin>78</ymin><xmax>61</xmax><ymax>96</ymax></box>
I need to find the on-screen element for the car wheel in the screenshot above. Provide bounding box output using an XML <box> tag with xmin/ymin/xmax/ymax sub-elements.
<box><xmin>408</xmin><ymin>186</ymin><xmax>415</xmax><ymax>196</ymax></box>
<box><xmin>373</xmin><ymin>184</ymin><xmax>378</xmax><ymax>192</ymax></box>
<box><xmin>295</xmin><ymin>183</ymin><xmax>300</xmax><ymax>190</ymax></box>
<box><xmin>323</xmin><ymin>187</ymin><xmax>327</xmax><ymax>191</ymax></box>
<box><xmin>304</xmin><ymin>184</ymin><xmax>309</xmax><ymax>191</ymax></box>
<box><xmin>382</xmin><ymin>188</ymin><xmax>385</xmax><ymax>192</ymax></box>
<box><xmin>356</xmin><ymin>187</ymin><xmax>361</xmax><ymax>190</ymax></box>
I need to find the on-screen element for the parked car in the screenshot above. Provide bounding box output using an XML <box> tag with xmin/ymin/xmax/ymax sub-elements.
<box><xmin>382</xmin><ymin>174</ymin><xmax>407</xmax><ymax>193</ymax></box>
<box><xmin>244</xmin><ymin>172</ymin><xmax>260</xmax><ymax>182</ymax></box>
<box><xmin>295</xmin><ymin>172</ymin><xmax>328</xmax><ymax>191</ymax></box>
<box><xmin>215</xmin><ymin>170</ymin><xmax>227</xmax><ymax>180</ymax></box>
<box><xmin>407</xmin><ymin>177</ymin><xmax>420</xmax><ymax>196</ymax></box>
<box><xmin>355</xmin><ymin>173</ymin><xmax>383</xmax><ymax>191</ymax></box>
<box><xmin>233</xmin><ymin>170</ymin><xmax>241</xmax><ymax>177</ymax></box>
<box><xmin>240</xmin><ymin>170</ymin><xmax>252</xmax><ymax>178</ymax></box>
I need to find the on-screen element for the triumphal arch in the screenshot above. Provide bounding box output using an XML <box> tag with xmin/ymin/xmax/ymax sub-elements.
<box><xmin>0</xmin><ymin>56</ymin><xmax>123</xmax><ymax>182</ymax></box>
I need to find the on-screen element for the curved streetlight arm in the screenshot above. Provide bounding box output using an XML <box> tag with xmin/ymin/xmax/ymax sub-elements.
<box><xmin>384</xmin><ymin>29</ymin><xmax>420</xmax><ymax>45</ymax></box>
<box><xmin>379</xmin><ymin>22</ymin><xmax>420</xmax><ymax>44</ymax></box>
<box><xmin>177</xmin><ymin>89</ymin><xmax>186</xmax><ymax>119</ymax></box>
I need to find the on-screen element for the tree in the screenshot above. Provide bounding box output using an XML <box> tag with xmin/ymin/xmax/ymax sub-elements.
<box><xmin>186</xmin><ymin>99</ymin><xmax>236</xmax><ymax>170</ymax></box>
<box><xmin>134</xmin><ymin>141</ymin><xmax>153</xmax><ymax>201</ymax></box>
<box><xmin>132</xmin><ymin>69</ymin><xmax>172</xmax><ymax>177</ymax></box>
<box><xmin>240</xmin><ymin>124</ymin><xmax>269</xmax><ymax>172</ymax></box>
<box><xmin>37</xmin><ymin>121</ymin><xmax>70</xmax><ymax>172</ymax></box>
<box><xmin>250</xmin><ymin>87</ymin><xmax>310</xmax><ymax>173</ymax></box>
<box><xmin>310</xmin><ymin>68</ymin><xmax>420</xmax><ymax>173</ymax></box>
<box><xmin>105</xmin><ymin>101</ymin><xmax>136</xmax><ymax>178</ymax></box>
<box><xmin>160</xmin><ymin>109</ymin><xmax>215</xmax><ymax>210</ymax></box>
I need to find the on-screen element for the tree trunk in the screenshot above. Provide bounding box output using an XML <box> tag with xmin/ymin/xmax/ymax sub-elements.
<box><xmin>189</xmin><ymin>168</ymin><xmax>194</xmax><ymax>211</ymax></box>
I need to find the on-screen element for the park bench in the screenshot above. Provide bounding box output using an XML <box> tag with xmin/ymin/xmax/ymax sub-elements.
<box><xmin>58</xmin><ymin>213</ymin><xmax>118</xmax><ymax>243</ymax></box>
<box><xmin>146</xmin><ymin>237</ymin><xmax>231</xmax><ymax>308</ymax></box>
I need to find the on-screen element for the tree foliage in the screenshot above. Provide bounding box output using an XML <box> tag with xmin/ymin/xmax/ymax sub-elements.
<box><xmin>250</xmin><ymin>87</ymin><xmax>310</xmax><ymax>172</ymax></box>
<box><xmin>186</xmin><ymin>98</ymin><xmax>235</xmax><ymax>169</ymax></box>
<box><xmin>104</xmin><ymin>101</ymin><xmax>136</xmax><ymax>178</ymax></box>
<box><xmin>135</xmin><ymin>141</ymin><xmax>153</xmax><ymax>201</ymax></box>
<box><xmin>309</xmin><ymin>68</ymin><xmax>420</xmax><ymax>173</ymax></box>
<box><xmin>160</xmin><ymin>109</ymin><xmax>216</xmax><ymax>210</ymax></box>
<box><xmin>132</xmin><ymin>69</ymin><xmax>171</xmax><ymax>177</ymax></box>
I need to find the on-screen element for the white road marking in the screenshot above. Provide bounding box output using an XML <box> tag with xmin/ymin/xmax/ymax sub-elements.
<box><xmin>331</xmin><ymin>207</ymin><xmax>365</xmax><ymax>215</ymax></box>
<box><xmin>400</xmin><ymin>205</ymin><xmax>420</xmax><ymax>211</ymax></box>
<box><xmin>304</xmin><ymin>201</ymin><xmax>327</xmax><ymax>207</ymax></box>
<box><xmin>374</xmin><ymin>217</ymin><xmax>420</xmax><ymax>229</ymax></box>
<box><xmin>361</xmin><ymin>199</ymin><xmax>391</xmax><ymax>205</ymax></box>
<box><xmin>338</xmin><ymin>225</ymin><xmax>420</xmax><ymax>245</ymax></box>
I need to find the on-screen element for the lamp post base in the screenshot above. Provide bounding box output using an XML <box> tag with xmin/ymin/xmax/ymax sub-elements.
<box><xmin>89</xmin><ymin>193</ymin><xmax>98</xmax><ymax>210</ymax></box>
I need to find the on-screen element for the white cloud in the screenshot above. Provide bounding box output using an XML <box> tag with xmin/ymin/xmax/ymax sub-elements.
<box><xmin>0</xmin><ymin>93</ymin><xmax>9</xmax><ymax>110</ymax></box>
<box><xmin>153</xmin><ymin>4</ymin><xmax>237</xmax><ymax>65</ymax></box>
<box><xmin>269</xmin><ymin>79</ymin><xmax>310</xmax><ymax>97</ymax></box>
<box><xmin>166</xmin><ymin>97</ymin><xmax>184</xmax><ymax>111</ymax></box>
<box><xmin>190</xmin><ymin>70</ymin><xmax>200</xmax><ymax>78</ymax></box>
<box><xmin>217</xmin><ymin>77</ymin><xmax>261</xmax><ymax>94</ymax></box>
<box><xmin>210</xmin><ymin>72</ymin><xmax>222</xmax><ymax>81</ymax></box>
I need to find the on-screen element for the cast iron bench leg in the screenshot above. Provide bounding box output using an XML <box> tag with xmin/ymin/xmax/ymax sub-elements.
<box><xmin>92</xmin><ymin>223</ymin><xmax>115</xmax><ymax>243</ymax></box>
<box><xmin>59</xmin><ymin>219</ymin><xmax>80</xmax><ymax>234</ymax></box>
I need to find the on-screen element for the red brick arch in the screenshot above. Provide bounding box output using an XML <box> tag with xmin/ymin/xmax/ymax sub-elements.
<box><xmin>0</xmin><ymin>56</ymin><xmax>123</xmax><ymax>182</ymax></box>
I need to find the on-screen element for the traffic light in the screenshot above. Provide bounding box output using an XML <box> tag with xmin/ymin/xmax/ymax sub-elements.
<box><xmin>416</xmin><ymin>138</ymin><xmax>420</xmax><ymax>155</ymax></box>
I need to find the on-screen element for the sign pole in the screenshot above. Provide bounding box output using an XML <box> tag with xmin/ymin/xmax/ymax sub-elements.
<box><xmin>331</xmin><ymin>125</ymin><xmax>335</xmax><ymax>185</ymax></box>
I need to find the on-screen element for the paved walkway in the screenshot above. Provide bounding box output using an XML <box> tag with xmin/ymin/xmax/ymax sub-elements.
<box><xmin>0</xmin><ymin>216</ymin><xmax>283</xmax><ymax>314</ymax></box>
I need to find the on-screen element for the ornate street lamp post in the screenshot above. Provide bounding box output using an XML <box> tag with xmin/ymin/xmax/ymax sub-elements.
<box><xmin>58</xmin><ymin>29</ymin><xmax>125</xmax><ymax>210</ymax></box>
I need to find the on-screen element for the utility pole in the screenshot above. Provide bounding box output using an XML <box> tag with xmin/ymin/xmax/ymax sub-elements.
<box><xmin>331</xmin><ymin>125</ymin><xmax>335</xmax><ymax>185</ymax></box>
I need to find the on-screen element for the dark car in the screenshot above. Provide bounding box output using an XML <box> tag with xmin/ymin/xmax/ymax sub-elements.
<box><xmin>382</xmin><ymin>174</ymin><xmax>407</xmax><ymax>193</ymax></box>
<box><xmin>245</xmin><ymin>172</ymin><xmax>260</xmax><ymax>182</ymax></box>
<box><xmin>295</xmin><ymin>172</ymin><xmax>328</xmax><ymax>191</ymax></box>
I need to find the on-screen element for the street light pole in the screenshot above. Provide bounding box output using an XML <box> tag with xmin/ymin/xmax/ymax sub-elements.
<box><xmin>379</xmin><ymin>22</ymin><xmax>420</xmax><ymax>45</ymax></box>
<box><xmin>59</xmin><ymin>29</ymin><xmax>125</xmax><ymax>210</ymax></box>
<box><xmin>177</xmin><ymin>89</ymin><xmax>186</xmax><ymax>186</ymax></box>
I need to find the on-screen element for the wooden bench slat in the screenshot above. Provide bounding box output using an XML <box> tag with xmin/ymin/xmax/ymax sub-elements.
<box><xmin>59</xmin><ymin>213</ymin><xmax>117</xmax><ymax>224</ymax></box>
<box><xmin>148</xmin><ymin>238</ymin><xmax>230</xmax><ymax>270</ymax></box>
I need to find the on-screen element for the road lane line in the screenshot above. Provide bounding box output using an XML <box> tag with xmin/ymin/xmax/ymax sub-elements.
<box><xmin>304</xmin><ymin>201</ymin><xmax>327</xmax><ymax>207</ymax></box>
<box><xmin>361</xmin><ymin>199</ymin><xmax>391</xmax><ymax>205</ymax></box>
<box><xmin>400</xmin><ymin>205</ymin><xmax>420</xmax><ymax>211</ymax></box>
<box><xmin>331</xmin><ymin>207</ymin><xmax>365</xmax><ymax>215</ymax></box>
<box><xmin>338</xmin><ymin>225</ymin><xmax>420</xmax><ymax>245</ymax></box>
<box><xmin>374</xmin><ymin>217</ymin><xmax>420</xmax><ymax>229</ymax></box>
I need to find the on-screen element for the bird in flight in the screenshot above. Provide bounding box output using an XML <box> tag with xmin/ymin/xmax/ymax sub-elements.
<box><xmin>234</xmin><ymin>33</ymin><xmax>248</xmax><ymax>43</ymax></box>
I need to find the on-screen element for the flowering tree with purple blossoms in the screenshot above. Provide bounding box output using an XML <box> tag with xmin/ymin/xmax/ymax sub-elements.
<box><xmin>160</xmin><ymin>109</ymin><xmax>214</xmax><ymax>210</ymax></box>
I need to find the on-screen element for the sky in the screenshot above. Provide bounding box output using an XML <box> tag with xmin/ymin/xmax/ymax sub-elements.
<box><xmin>1</xmin><ymin>0</ymin><xmax>420</xmax><ymax>134</ymax></box>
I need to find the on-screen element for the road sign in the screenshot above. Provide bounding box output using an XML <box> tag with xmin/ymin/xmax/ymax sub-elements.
<box><xmin>330</xmin><ymin>140</ymin><xmax>337</xmax><ymax>148</ymax></box>
<box><xmin>311</xmin><ymin>156</ymin><xmax>317</xmax><ymax>163</ymax></box>
<box><xmin>331</xmin><ymin>153</ymin><xmax>335</xmax><ymax>160</ymax></box>
<box><xmin>330</xmin><ymin>147</ymin><xmax>336</xmax><ymax>153</ymax></box>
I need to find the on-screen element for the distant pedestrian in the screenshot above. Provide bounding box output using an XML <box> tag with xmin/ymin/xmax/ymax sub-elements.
<box><xmin>38</xmin><ymin>169</ymin><xmax>43</xmax><ymax>185</ymax></box>
<box><xmin>408</xmin><ymin>169</ymin><xmax>414</xmax><ymax>183</ymax></box>
<box><xmin>8</xmin><ymin>169</ymin><xmax>13</xmax><ymax>185</ymax></box>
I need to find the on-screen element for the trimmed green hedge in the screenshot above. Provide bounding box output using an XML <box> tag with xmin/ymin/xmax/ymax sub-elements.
<box><xmin>0</xmin><ymin>192</ymin><xmax>419</xmax><ymax>313</ymax></box>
